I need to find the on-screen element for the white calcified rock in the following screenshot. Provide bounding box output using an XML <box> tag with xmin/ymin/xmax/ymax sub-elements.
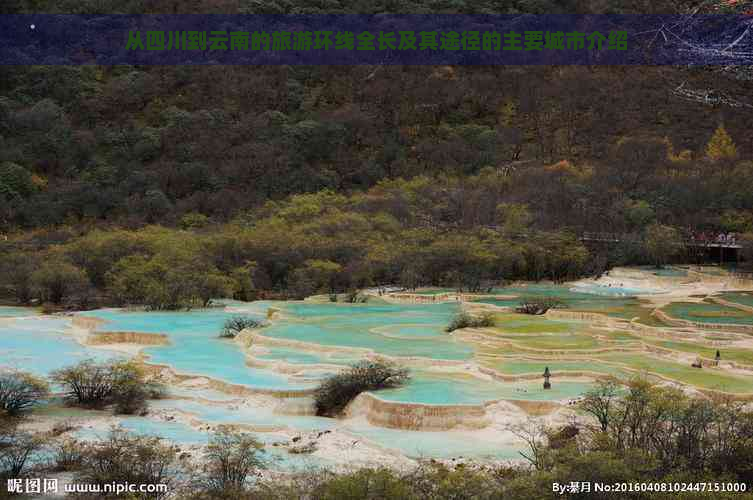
<box><xmin>178</xmin><ymin>377</ymin><xmax>212</xmax><ymax>388</ymax></box>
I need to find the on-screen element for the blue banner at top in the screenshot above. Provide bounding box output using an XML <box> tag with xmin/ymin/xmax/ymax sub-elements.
<box><xmin>1</xmin><ymin>15</ymin><xmax>751</xmax><ymax>65</ymax></box>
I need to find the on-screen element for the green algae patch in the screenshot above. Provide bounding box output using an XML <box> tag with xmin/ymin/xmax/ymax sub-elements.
<box><xmin>641</xmin><ymin>339</ymin><xmax>753</xmax><ymax>365</ymax></box>
<box><xmin>265</xmin><ymin>302</ymin><xmax>473</xmax><ymax>360</ymax></box>
<box><xmin>600</xmin><ymin>330</ymin><xmax>640</xmax><ymax>342</ymax></box>
<box><xmin>374</xmin><ymin>371</ymin><xmax>526</xmax><ymax>405</ymax></box>
<box><xmin>474</xmin><ymin>284</ymin><xmax>661</xmax><ymax>321</ymax></box>
<box><xmin>661</xmin><ymin>302</ymin><xmax>753</xmax><ymax>325</ymax></box>
<box><xmin>718</xmin><ymin>292</ymin><xmax>753</xmax><ymax>308</ymax></box>
<box><xmin>633</xmin><ymin>314</ymin><xmax>667</xmax><ymax>328</ymax></box>
<box><xmin>638</xmin><ymin>266</ymin><xmax>688</xmax><ymax>277</ymax></box>
<box><xmin>602</xmin><ymin>353</ymin><xmax>753</xmax><ymax>393</ymax></box>
<box><xmin>490</xmin><ymin>313</ymin><xmax>575</xmax><ymax>334</ymax></box>
<box><xmin>478</xmin><ymin>357</ymin><xmax>630</xmax><ymax>378</ymax></box>
<box><xmin>487</xmin><ymin>333</ymin><xmax>603</xmax><ymax>351</ymax></box>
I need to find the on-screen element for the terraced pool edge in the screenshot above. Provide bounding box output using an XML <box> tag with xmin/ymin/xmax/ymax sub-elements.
<box><xmin>654</xmin><ymin>309</ymin><xmax>753</xmax><ymax>334</ymax></box>
<box><xmin>710</xmin><ymin>296</ymin><xmax>753</xmax><ymax>314</ymax></box>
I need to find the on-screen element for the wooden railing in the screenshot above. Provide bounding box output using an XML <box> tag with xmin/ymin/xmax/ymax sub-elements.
<box><xmin>579</xmin><ymin>232</ymin><xmax>742</xmax><ymax>249</ymax></box>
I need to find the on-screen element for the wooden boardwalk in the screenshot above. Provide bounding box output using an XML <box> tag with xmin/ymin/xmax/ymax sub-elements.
<box><xmin>579</xmin><ymin>232</ymin><xmax>742</xmax><ymax>249</ymax></box>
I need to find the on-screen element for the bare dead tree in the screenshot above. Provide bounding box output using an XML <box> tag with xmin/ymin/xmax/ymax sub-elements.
<box><xmin>673</xmin><ymin>81</ymin><xmax>753</xmax><ymax>108</ymax></box>
<box><xmin>510</xmin><ymin>419</ymin><xmax>549</xmax><ymax>471</ymax></box>
<box><xmin>636</xmin><ymin>14</ymin><xmax>753</xmax><ymax>107</ymax></box>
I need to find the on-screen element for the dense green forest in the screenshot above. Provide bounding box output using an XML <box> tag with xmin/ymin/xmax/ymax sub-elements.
<box><xmin>1</xmin><ymin>0</ymin><xmax>752</xmax><ymax>307</ymax></box>
<box><xmin>2</xmin><ymin>64</ymin><xmax>751</xmax><ymax>231</ymax></box>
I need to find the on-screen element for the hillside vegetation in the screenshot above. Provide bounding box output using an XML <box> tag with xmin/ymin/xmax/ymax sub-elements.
<box><xmin>1</xmin><ymin>0</ymin><xmax>752</xmax><ymax>306</ymax></box>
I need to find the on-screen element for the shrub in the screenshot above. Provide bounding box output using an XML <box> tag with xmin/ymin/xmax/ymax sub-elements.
<box><xmin>110</xmin><ymin>362</ymin><xmax>157</xmax><ymax>415</ymax></box>
<box><xmin>345</xmin><ymin>290</ymin><xmax>369</xmax><ymax>303</ymax></box>
<box><xmin>106</xmin><ymin>250</ymin><xmax>233</xmax><ymax>311</ymax></box>
<box><xmin>111</xmin><ymin>361</ymin><xmax>162</xmax><ymax>415</ymax></box>
<box><xmin>220</xmin><ymin>316</ymin><xmax>265</xmax><ymax>338</ymax></box>
<box><xmin>50</xmin><ymin>420</ymin><xmax>76</xmax><ymax>436</ymax></box>
<box><xmin>0</xmin><ymin>426</ymin><xmax>47</xmax><ymax>480</ymax></box>
<box><xmin>288</xmin><ymin>442</ymin><xmax>317</xmax><ymax>454</ymax></box>
<box><xmin>0</xmin><ymin>371</ymin><xmax>50</xmax><ymax>417</ymax></box>
<box><xmin>180</xmin><ymin>212</ymin><xmax>209</xmax><ymax>230</ymax></box>
<box><xmin>238</xmin><ymin>463</ymin><xmax>506</xmax><ymax>500</ymax></box>
<box><xmin>52</xmin><ymin>438</ymin><xmax>85</xmax><ymax>472</ymax></box>
<box><xmin>311</xmin><ymin>467</ymin><xmax>411</xmax><ymax>500</ymax></box>
<box><xmin>201</xmin><ymin>427</ymin><xmax>266</xmax><ymax>495</ymax></box>
<box><xmin>75</xmin><ymin>428</ymin><xmax>177</xmax><ymax>498</ymax></box>
<box><xmin>51</xmin><ymin>360</ymin><xmax>160</xmax><ymax>414</ymax></box>
<box><xmin>0</xmin><ymin>252</ymin><xmax>36</xmax><ymax>304</ymax></box>
<box><xmin>51</xmin><ymin>359</ymin><xmax>114</xmax><ymax>407</ymax></box>
<box><xmin>31</xmin><ymin>257</ymin><xmax>89</xmax><ymax>305</ymax></box>
<box><xmin>445</xmin><ymin>312</ymin><xmax>495</xmax><ymax>332</ymax></box>
<box><xmin>515</xmin><ymin>296</ymin><xmax>564</xmax><ymax>315</ymax></box>
<box><xmin>407</xmin><ymin>462</ymin><xmax>506</xmax><ymax>500</ymax></box>
<box><xmin>315</xmin><ymin>360</ymin><xmax>410</xmax><ymax>417</ymax></box>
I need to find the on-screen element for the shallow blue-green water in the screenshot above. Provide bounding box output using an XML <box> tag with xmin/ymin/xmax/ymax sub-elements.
<box><xmin>0</xmin><ymin>306</ymin><xmax>41</xmax><ymax>317</ymax></box>
<box><xmin>77</xmin><ymin>304</ymin><xmax>475</xmax><ymax>395</ymax></box>
<box><xmin>166</xmin><ymin>386</ymin><xmax>245</xmax><ymax>401</ymax></box>
<box><xmin>149</xmin><ymin>398</ymin><xmax>336</xmax><ymax>432</ymax></box>
<box><xmin>255</xmin><ymin>346</ymin><xmax>359</xmax><ymax>366</ymax></box>
<box><xmin>471</xmin><ymin>284</ymin><xmax>661</xmax><ymax>320</ymax></box>
<box><xmin>720</xmin><ymin>292</ymin><xmax>753</xmax><ymax>308</ymax></box>
<box><xmin>80</xmin><ymin>401</ymin><xmax>522</xmax><ymax>462</ymax></box>
<box><xmin>0</xmin><ymin>316</ymin><xmax>119</xmax><ymax>377</ymax></box>
<box><xmin>0</xmin><ymin>305</ymin><xmax>577</xmax><ymax>462</ymax></box>
<box><xmin>8</xmin><ymin>303</ymin><xmax>587</xmax><ymax>404</ymax></box>
<box><xmin>662</xmin><ymin>302</ymin><xmax>753</xmax><ymax>325</ymax></box>
<box><xmin>2</xmin><ymin>303</ymin><xmax>590</xmax><ymax>406</ymax></box>
<box><xmin>570</xmin><ymin>282</ymin><xmax>659</xmax><ymax>296</ymax></box>
<box><xmin>265</xmin><ymin>302</ymin><xmax>471</xmax><ymax>360</ymax></box>
<box><xmin>341</xmin><ymin>421</ymin><xmax>521</xmax><ymax>460</ymax></box>
<box><xmin>79</xmin><ymin>307</ymin><xmax>313</xmax><ymax>390</ymax></box>
<box><xmin>376</xmin><ymin>374</ymin><xmax>593</xmax><ymax>405</ymax></box>
<box><xmin>638</xmin><ymin>266</ymin><xmax>688</xmax><ymax>277</ymax></box>
<box><xmin>74</xmin><ymin>415</ymin><xmax>333</xmax><ymax>470</ymax></box>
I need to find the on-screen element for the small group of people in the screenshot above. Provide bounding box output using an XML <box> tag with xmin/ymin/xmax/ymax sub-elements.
<box><xmin>689</xmin><ymin>230</ymin><xmax>737</xmax><ymax>245</ymax></box>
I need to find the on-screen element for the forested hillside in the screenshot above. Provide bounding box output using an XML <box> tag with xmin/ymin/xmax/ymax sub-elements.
<box><xmin>2</xmin><ymin>64</ymin><xmax>751</xmax><ymax>230</ymax></box>
<box><xmin>1</xmin><ymin>0</ymin><xmax>752</xmax><ymax>307</ymax></box>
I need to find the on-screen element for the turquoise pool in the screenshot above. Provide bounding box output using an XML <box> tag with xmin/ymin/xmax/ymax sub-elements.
<box><xmin>411</xmin><ymin>288</ymin><xmax>457</xmax><ymax>295</ymax></box>
<box><xmin>0</xmin><ymin>303</ymin><xmax>604</xmax><ymax>463</ymax></box>
<box><xmin>264</xmin><ymin>302</ymin><xmax>471</xmax><ymax>360</ymax></box>
<box><xmin>662</xmin><ymin>302</ymin><xmax>753</xmax><ymax>325</ymax></box>
<box><xmin>376</xmin><ymin>372</ymin><xmax>593</xmax><ymax>404</ymax></box>
<box><xmin>342</xmin><ymin>420</ymin><xmax>522</xmax><ymax>460</ymax></box>
<box><xmin>643</xmin><ymin>266</ymin><xmax>688</xmax><ymax>277</ymax></box>
<box><xmin>148</xmin><ymin>398</ymin><xmax>337</xmax><ymax>433</ymax></box>
<box><xmin>79</xmin><ymin>308</ymin><xmax>314</xmax><ymax>391</ymax></box>
<box><xmin>1</xmin><ymin>303</ymin><xmax>599</xmax><ymax>405</ymax></box>
<box><xmin>719</xmin><ymin>292</ymin><xmax>753</xmax><ymax>308</ymax></box>
<box><xmin>0</xmin><ymin>306</ymin><xmax>41</xmax><ymax>317</ymax></box>
<box><xmin>0</xmin><ymin>316</ymin><xmax>119</xmax><ymax>377</ymax></box>
<box><xmin>255</xmin><ymin>346</ymin><xmax>358</xmax><ymax>366</ymax></box>
<box><xmin>74</xmin><ymin>414</ymin><xmax>333</xmax><ymax>471</ymax></box>
<box><xmin>472</xmin><ymin>284</ymin><xmax>649</xmax><ymax>319</ymax></box>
